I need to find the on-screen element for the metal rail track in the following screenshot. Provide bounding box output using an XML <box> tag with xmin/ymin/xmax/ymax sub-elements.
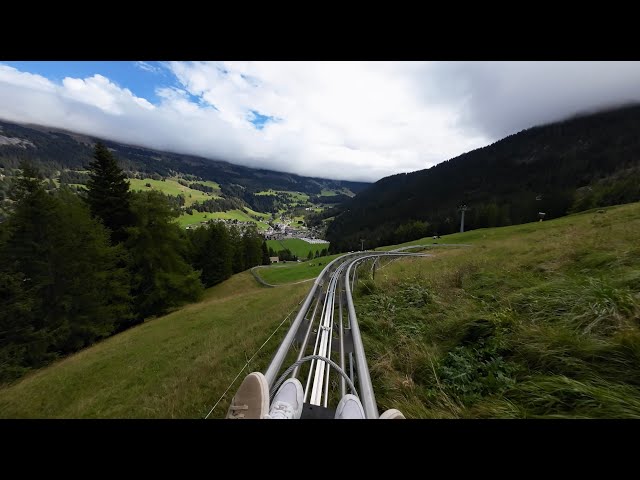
<box><xmin>263</xmin><ymin>248</ymin><xmax>434</xmax><ymax>418</ymax></box>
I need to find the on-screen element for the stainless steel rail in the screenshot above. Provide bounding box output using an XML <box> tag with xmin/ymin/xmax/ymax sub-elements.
<box><xmin>263</xmin><ymin>250</ymin><xmax>434</xmax><ymax>417</ymax></box>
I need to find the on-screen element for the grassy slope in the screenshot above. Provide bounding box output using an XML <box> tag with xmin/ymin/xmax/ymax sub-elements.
<box><xmin>256</xmin><ymin>254</ymin><xmax>342</xmax><ymax>285</ymax></box>
<box><xmin>244</xmin><ymin>206</ymin><xmax>271</xmax><ymax>220</ymax></box>
<box><xmin>375</xmin><ymin>237</ymin><xmax>453</xmax><ymax>251</ymax></box>
<box><xmin>177</xmin><ymin>209</ymin><xmax>269</xmax><ymax>230</ymax></box>
<box><xmin>129</xmin><ymin>179</ymin><xmax>269</xmax><ymax>230</ymax></box>
<box><xmin>266</xmin><ymin>238</ymin><xmax>330</xmax><ymax>259</ymax></box>
<box><xmin>355</xmin><ymin>202</ymin><xmax>640</xmax><ymax>418</ymax></box>
<box><xmin>128</xmin><ymin>178</ymin><xmax>217</xmax><ymax>206</ymax></box>
<box><xmin>0</xmin><ymin>273</ymin><xmax>309</xmax><ymax>418</ymax></box>
<box><xmin>257</xmin><ymin>189</ymin><xmax>346</xmax><ymax>200</ymax></box>
<box><xmin>256</xmin><ymin>190</ymin><xmax>310</xmax><ymax>202</ymax></box>
<box><xmin>176</xmin><ymin>210</ymin><xmax>213</xmax><ymax>227</ymax></box>
<box><xmin>4</xmin><ymin>203</ymin><xmax>638</xmax><ymax>419</ymax></box>
<box><xmin>199</xmin><ymin>180</ymin><xmax>221</xmax><ymax>190</ymax></box>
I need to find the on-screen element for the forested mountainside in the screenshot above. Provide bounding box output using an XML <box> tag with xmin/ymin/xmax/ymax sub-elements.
<box><xmin>0</xmin><ymin>120</ymin><xmax>368</xmax><ymax>195</ymax></box>
<box><xmin>327</xmin><ymin>105</ymin><xmax>640</xmax><ymax>252</ymax></box>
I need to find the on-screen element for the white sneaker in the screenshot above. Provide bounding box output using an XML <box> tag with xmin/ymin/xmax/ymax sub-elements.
<box><xmin>379</xmin><ymin>408</ymin><xmax>406</xmax><ymax>419</ymax></box>
<box><xmin>264</xmin><ymin>378</ymin><xmax>304</xmax><ymax>419</ymax></box>
<box><xmin>335</xmin><ymin>394</ymin><xmax>365</xmax><ymax>419</ymax></box>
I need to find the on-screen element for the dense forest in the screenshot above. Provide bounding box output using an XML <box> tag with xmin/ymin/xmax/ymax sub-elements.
<box><xmin>327</xmin><ymin>105</ymin><xmax>640</xmax><ymax>252</ymax></box>
<box><xmin>0</xmin><ymin>143</ymin><xmax>271</xmax><ymax>383</ymax></box>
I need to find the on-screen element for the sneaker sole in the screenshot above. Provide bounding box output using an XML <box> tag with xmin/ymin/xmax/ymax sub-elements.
<box><xmin>379</xmin><ymin>408</ymin><xmax>405</xmax><ymax>419</ymax></box>
<box><xmin>227</xmin><ymin>372</ymin><xmax>270</xmax><ymax>419</ymax></box>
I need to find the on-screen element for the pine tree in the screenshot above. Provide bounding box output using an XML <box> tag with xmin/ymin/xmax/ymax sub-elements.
<box><xmin>196</xmin><ymin>222</ymin><xmax>233</xmax><ymax>287</ymax></box>
<box><xmin>85</xmin><ymin>142</ymin><xmax>134</xmax><ymax>244</ymax></box>
<box><xmin>0</xmin><ymin>270</ymin><xmax>37</xmax><ymax>380</ymax></box>
<box><xmin>50</xmin><ymin>190</ymin><xmax>133</xmax><ymax>346</ymax></box>
<box><xmin>228</xmin><ymin>224</ymin><xmax>245</xmax><ymax>274</ymax></box>
<box><xmin>242</xmin><ymin>225</ymin><xmax>263</xmax><ymax>268</ymax></box>
<box><xmin>8</xmin><ymin>161</ymin><xmax>43</xmax><ymax>202</ymax></box>
<box><xmin>0</xmin><ymin>166</ymin><xmax>132</xmax><ymax>381</ymax></box>
<box><xmin>261</xmin><ymin>241</ymin><xmax>270</xmax><ymax>265</ymax></box>
<box><xmin>307</xmin><ymin>250</ymin><xmax>314</xmax><ymax>261</ymax></box>
<box><xmin>0</xmin><ymin>163</ymin><xmax>44</xmax><ymax>380</ymax></box>
<box><xmin>126</xmin><ymin>191</ymin><xmax>203</xmax><ymax>319</ymax></box>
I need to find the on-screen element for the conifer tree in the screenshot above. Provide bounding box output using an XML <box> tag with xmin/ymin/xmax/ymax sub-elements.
<box><xmin>0</xmin><ymin>165</ymin><xmax>132</xmax><ymax>381</ymax></box>
<box><xmin>242</xmin><ymin>225</ymin><xmax>263</xmax><ymax>268</ymax></box>
<box><xmin>85</xmin><ymin>142</ymin><xmax>134</xmax><ymax>244</ymax></box>
<box><xmin>262</xmin><ymin>241</ymin><xmax>270</xmax><ymax>265</ymax></box>
<box><xmin>126</xmin><ymin>191</ymin><xmax>203</xmax><ymax>319</ymax></box>
<box><xmin>228</xmin><ymin>224</ymin><xmax>245</xmax><ymax>274</ymax></box>
<box><xmin>197</xmin><ymin>222</ymin><xmax>233</xmax><ymax>287</ymax></box>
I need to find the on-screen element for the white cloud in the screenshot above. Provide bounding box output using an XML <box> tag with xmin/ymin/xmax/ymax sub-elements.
<box><xmin>61</xmin><ymin>74</ymin><xmax>154</xmax><ymax>115</ymax></box>
<box><xmin>135</xmin><ymin>61</ymin><xmax>160</xmax><ymax>74</ymax></box>
<box><xmin>0</xmin><ymin>65</ymin><xmax>55</xmax><ymax>92</ymax></box>
<box><xmin>1</xmin><ymin>61</ymin><xmax>640</xmax><ymax>182</ymax></box>
<box><xmin>418</xmin><ymin>61</ymin><xmax>640</xmax><ymax>139</ymax></box>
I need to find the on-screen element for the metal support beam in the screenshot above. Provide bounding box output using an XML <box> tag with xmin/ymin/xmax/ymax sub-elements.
<box><xmin>338</xmin><ymin>276</ymin><xmax>346</xmax><ymax>399</ymax></box>
<box><xmin>345</xmin><ymin>258</ymin><xmax>379</xmax><ymax>419</ymax></box>
<box><xmin>292</xmin><ymin>291</ymin><xmax>322</xmax><ymax>379</ymax></box>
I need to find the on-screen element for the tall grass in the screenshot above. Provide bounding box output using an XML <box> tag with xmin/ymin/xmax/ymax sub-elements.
<box><xmin>354</xmin><ymin>202</ymin><xmax>640</xmax><ymax>418</ymax></box>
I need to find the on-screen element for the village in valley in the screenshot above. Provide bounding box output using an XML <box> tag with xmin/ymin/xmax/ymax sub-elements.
<box><xmin>178</xmin><ymin>186</ymin><xmax>338</xmax><ymax>257</ymax></box>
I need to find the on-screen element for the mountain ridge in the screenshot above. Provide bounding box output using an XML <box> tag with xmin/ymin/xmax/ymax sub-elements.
<box><xmin>327</xmin><ymin>104</ymin><xmax>640</xmax><ymax>251</ymax></box>
<box><xmin>0</xmin><ymin>118</ymin><xmax>370</xmax><ymax>195</ymax></box>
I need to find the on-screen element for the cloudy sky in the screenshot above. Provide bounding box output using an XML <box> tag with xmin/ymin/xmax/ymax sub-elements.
<box><xmin>1</xmin><ymin>61</ymin><xmax>640</xmax><ymax>182</ymax></box>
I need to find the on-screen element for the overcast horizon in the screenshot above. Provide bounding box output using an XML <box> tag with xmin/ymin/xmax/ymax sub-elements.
<box><xmin>2</xmin><ymin>61</ymin><xmax>640</xmax><ymax>183</ymax></box>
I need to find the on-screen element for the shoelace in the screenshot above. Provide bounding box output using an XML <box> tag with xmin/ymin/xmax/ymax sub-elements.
<box><xmin>229</xmin><ymin>404</ymin><xmax>248</xmax><ymax>419</ymax></box>
<box><xmin>265</xmin><ymin>401</ymin><xmax>294</xmax><ymax>419</ymax></box>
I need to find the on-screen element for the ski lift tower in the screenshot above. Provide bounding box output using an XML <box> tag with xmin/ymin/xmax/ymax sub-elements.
<box><xmin>458</xmin><ymin>205</ymin><xmax>468</xmax><ymax>233</ymax></box>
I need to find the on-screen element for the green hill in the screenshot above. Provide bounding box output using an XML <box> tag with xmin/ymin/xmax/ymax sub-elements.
<box><xmin>0</xmin><ymin>119</ymin><xmax>369</xmax><ymax>227</ymax></box>
<box><xmin>128</xmin><ymin>178</ymin><xmax>216</xmax><ymax>206</ymax></box>
<box><xmin>0</xmin><ymin>273</ymin><xmax>308</xmax><ymax>418</ymax></box>
<box><xmin>266</xmin><ymin>238</ymin><xmax>329</xmax><ymax>259</ymax></box>
<box><xmin>2</xmin><ymin>201</ymin><xmax>639</xmax><ymax>418</ymax></box>
<box><xmin>355</xmin><ymin>202</ymin><xmax>640</xmax><ymax>418</ymax></box>
<box><xmin>0</xmin><ymin>119</ymin><xmax>369</xmax><ymax>199</ymax></box>
<box><xmin>255</xmin><ymin>254</ymin><xmax>342</xmax><ymax>285</ymax></box>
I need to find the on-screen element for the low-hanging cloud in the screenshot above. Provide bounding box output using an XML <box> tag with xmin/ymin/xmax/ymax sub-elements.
<box><xmin>418</xmin><ymin>61</ymin><xmax>640</xmax><ymax>139</ymax></box>
<box><xmin>1</xmin><ymin>61</ymin><xmax>640</xmax><ymax>182</ymax></box>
